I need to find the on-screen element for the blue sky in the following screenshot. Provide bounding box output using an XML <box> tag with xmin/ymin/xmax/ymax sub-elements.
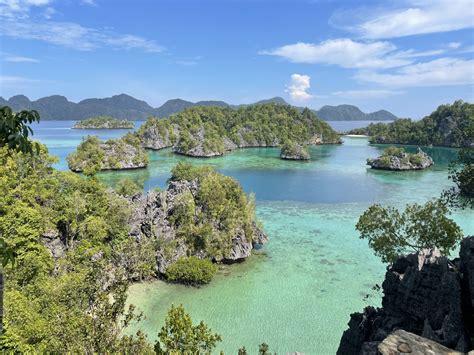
<box><xmin>0</xmin><ymin>0</ymin><xmax>473</xmax><ymax>118</ymax></box>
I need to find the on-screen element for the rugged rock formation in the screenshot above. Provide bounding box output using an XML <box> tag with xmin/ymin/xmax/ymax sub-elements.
<box><xmin>367</xmin><ymin>147</ymin><xmax>433</xmax><ymax>171</ymax></box>
<box><xmin>337</xmin><ymin>236</ymin><xmax>474</xmax><ymax>354</ymax></box>
<box><xmin>67</xmin><ymin>134</ymin><xmax>148</xmax><ymax>172</ymax></box>
<box><xmin>128</xmin><ymin>175</ymin><xmax>268</xmax><ymax>274</ymax></box>
<box><xmin>377</xmin><ymin>330</ymin><xmax>463</xmax><ymax>354</ymax></box>
<box><xmin>280</xmin><ymin>143</ymin><xmax>310</xmax><ymax>160</ymax></box>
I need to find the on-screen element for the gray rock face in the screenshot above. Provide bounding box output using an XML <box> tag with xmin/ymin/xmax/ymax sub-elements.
<box><xmin>128</xmin><ymin>180</ymin><xmax>268</xmax><ymax>274</ymax></box>
<box><xmin>337</xmin><ymin>237</ymin><xmax>474</xmax><ymax>354</ymax></box>
<box><xmin>280</xmin><ymin>144</ymin><xmax>310</xmax><ymax>160</ymax></box>
<box><xmin>367</xmin><ymin>148</ymin><xmax>433</xmax><ymax>171</ymax></box>
<box><xmin>378</xmin><ymin>330</ymin><xmax>462</xmax><ymax>355</ymax></box>
<box><xmin>141</xmin><ymin>123</ymin><xmax>180</xmax><ymax>150</ymax></box>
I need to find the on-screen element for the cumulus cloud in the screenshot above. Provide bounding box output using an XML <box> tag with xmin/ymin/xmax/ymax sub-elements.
<box><xmin>355</xmin><ymin>58</ymin><xmax>474</xmax><ymax>88</ymax></box>
<box><xmin>353</xmin><ymin>0</ymin><xmax>474</xmax><ymax>39</ymax></box>
<box><xmin>260</xmin><ymin>39</ymin><xmax>419</xmax><ymax>69</ymax></box>
<box><xmin>287</xmin><ymin>74</ymin><xmax>313</xmax><ymax>101</ymax></box>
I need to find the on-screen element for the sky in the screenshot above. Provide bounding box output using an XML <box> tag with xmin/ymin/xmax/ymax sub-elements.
<box><xmin>0</xmin><ymin>0</ymin><xmax>473</xmax><ymax>118</ymax></box>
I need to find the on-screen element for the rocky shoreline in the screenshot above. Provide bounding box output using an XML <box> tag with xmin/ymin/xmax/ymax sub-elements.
<box><xmin>367</xmin><ymin>147</ymin><xmax>433</xmax><ymax>171</ymax></box>
<box><xmin>280</xmin><ymin>143</ymin><xmax>310</xmax><ymax>160</ymax></box>
<box><xmin>337</xmin><ymin>236</ymin><xmax>474</xmax><ymax>354</ymax></box>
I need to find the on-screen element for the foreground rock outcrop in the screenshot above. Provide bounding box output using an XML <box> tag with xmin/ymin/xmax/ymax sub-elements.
<box><xmin>377</xmin><ymin>330</ymin><xmax>463</xmax><ymax>354</ymax></box>
<box><xmin>337</xmin><ymin>236</ymin><xmax>474</xmax><ymax>354</ymax></box>
<box><xmin>367</xmin><ymin>147</ymin><xmax>433</xmax><ymax>171</ymax></box>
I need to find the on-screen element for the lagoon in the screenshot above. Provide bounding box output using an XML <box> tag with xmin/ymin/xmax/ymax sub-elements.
<box><xmin>33</xmin><ymin>120</ymin><xmax>473</xmax><ymax>354</ymax></box>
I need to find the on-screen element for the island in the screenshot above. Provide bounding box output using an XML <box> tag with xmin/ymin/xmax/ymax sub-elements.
<box><xmin>138</xmin><ymin>103</ymin><xmax>341</xmax><ymax>158</ymax></box>
<box><xmin>128</xmin><ymin>162</ymin><xmax>268</xmax><ymax>283</ymax></box>
<box><xmin>367</xmin><ymin>147</ymin><xmax>433</xmax><ymax>171</ymax></box>
<box><xmin>72</xmin><ymin>115</ymin><xmax>135</xmax><ymax>129</ymax></box>
<box><xmin>67</xmin><ymin>133</ymin><xmax>148</xmax><ymax>173</ymax></box>
<box><xmin>280</xmin><ymin>141</ymin><xmax>310</xmax><ymax>160</ymax></box>
<box><xmin>347</xmin><ymin>100</ymin><xmax>473</xmax><ymax>148</ymax></box>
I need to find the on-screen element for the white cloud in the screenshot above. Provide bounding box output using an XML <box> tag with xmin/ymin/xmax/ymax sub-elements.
<box><xmin>356</xmin><ymin>57</ymin><xmax>474</xmax><ymax>88</ymax></box>
<box><xmin>448</xmin><ymin>42</ymin><xmax>462</xmax><ymax>49</ymax></box>
<box><xmin>354</xmin><ymin>0</ymin><xmax>474</xmax><ymax>39</ymax></box>
<box><xmin>0</xmin><ymin>20</ymin><xmax>165</xmax><ymax>52</ymax></box>
<box><xmin>4</xmin><ymin>55</ymin><xmax>39</xmax><ymax>62</ymax></box>
<box><xmin>286</xmin><ymin>74</ymin><xmax>313</xmax><ymax>101</ymax></box>
<box><xmin>0</xmin><ymin>0</ymin><xmax>51</xmax><ymax>17</ymax></box>
<box><xmin>260</xmin><ymin>39</ymin><xmax>414</xmax><ymax>69</ymax></box>
<box><xmin>331</xmin><ymin>89</ymin><xmax>403</xmax><ymax>99</ymax></box>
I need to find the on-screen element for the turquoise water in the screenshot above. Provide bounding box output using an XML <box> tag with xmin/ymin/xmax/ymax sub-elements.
<box><xmin>33</xmin><ymin>121</ymin><xmax>473</xmax><ymax>354</ymax></box>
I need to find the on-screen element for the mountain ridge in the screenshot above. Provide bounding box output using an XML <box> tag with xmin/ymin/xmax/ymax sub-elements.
<box><xmin>0</xmin><ymin>94</ymin><xmax>397</xmax><ymax>121</ymax></box>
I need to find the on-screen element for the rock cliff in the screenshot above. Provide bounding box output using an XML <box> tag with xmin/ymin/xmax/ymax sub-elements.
<box><xmin>337</xmin><ymin>236</ymin><xmax>474</xmax><ymax>354</ymax></box>
<box><xmin>127</xmin><ymin>172</ymin><xmax>268</xmax><ymax>274</ymax></box>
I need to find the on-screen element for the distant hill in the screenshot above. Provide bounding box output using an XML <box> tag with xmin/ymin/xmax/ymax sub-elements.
<box><xmin>0</xmin><ymin>94</ymin><xmax>398</xmax><ymax>121</ymax></box>
<box><xmin>316</xmin><ymin>104</ymin><xmax>397</xmax><ymax>121</ymax></box>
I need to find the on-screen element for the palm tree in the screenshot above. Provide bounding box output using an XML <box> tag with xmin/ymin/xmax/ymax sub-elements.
<box><xmin>0</xmin><ymin>106</ymin><xmax>40</xmax><ymax>335</ymax></box>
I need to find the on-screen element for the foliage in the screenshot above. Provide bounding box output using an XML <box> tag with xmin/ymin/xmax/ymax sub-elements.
<box><xmin>165</xmin><ymin>257</ymin><xmax>217</xmax><ymax>285</ymax></box>
<box><xmin>356</xmin><ymin>200</ymin><xmax>463</xmax><ymax>263</ymax></box>
<box><xmin>167</xmin><ymin>163</ymin><xmax>259</xmax><ymax>263</ymax></box>
<box><xmin>0</xmin><ymin>145</ymin><xmax>154</xmax><ymax>352</ymax></box>
<box><xmin>73</xmin><ymin>115</ymin><xmax>134</xmax><ymax>129</ymax></box>
<box><xmin>139</xmin><ymin>104</ymin><xmax>340</xmax><ymax>156</ymax></box>
<box><xmin>154</xmin><ymin>304</ymin><xmax>221</xmax><ymax>354</ymax></box>
<box><xmin>115</xmin><ymin>178</ymin><xmax>143</xmax><ymax>197</ymax></box>
<box><xmin>280</xmin><ymin>140</ymin><xmax>310</xmax><ymax>159</ymax></box>
<box><xmin>0</xmin><ymin>106</ymin><xmax>40</xmax><ymax>153</ymax></box>
<box><xmin>67</xmin><ymin>133</ymin><xmax>148</xmax><ymax>174</ymax></box>
<box><xmin>352</xmin><ymin>100</ymin><xmax>474</xmax><ymax>148</ymax></box>
<box><xmin>259</xmin><ymin>342</ymin><xmax>270</xmax><ymax>354</ymax></box>
<box><xmin>443</xmin><ymin>148</ymin><xmax>474</xmax><ymax>208</ymax></box>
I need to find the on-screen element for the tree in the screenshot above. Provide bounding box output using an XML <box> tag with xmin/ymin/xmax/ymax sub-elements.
<box><xmin>356</xmin><ymin>200</ymin><xmax>463</xmax><ymax>263</ymax></box>
<box><xmin>443</xmin><ymin>148</ymin><xmax>474</xmax><ymax>209</ymax></box>
<box><xmin>154</xmin><ymin>305</ymin><xmax>221</xmax><ymax>354</ymax></box>
<box><xmin>259</xmin><ymin>342</ymin><xmax>270</xmax><ymax>354</ymax></box>
<box><xmin>0</xmin><ymin>106</ymin><xmax>40</xmax><ymax>153</ymax></box>
<box><xmin>0</xmin><ymin>106</ymin><xmax>40</xmax><ymax>336</ymax></box>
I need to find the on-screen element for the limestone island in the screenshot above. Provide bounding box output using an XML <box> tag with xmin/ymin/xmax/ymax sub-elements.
<box><xmin>67</xmin><ymin>133</ymin><xmax>148</xmax><ymax>173</ymax></box>
<box><xmin>367</xmin><ymin>147</ymin><xmax>433</xmax><ymax>171</ymax></box>
<box><xmin>73</xmin><ymin>115</ymin><xmax>135</xmax><ymax>129</ymax></box>
<box><xmin>280</xmin><ymin>141</ymin><xmax>310</xmax><ymax>160</ymax></box>
<box><xmin>138</xmin><ymin>104</ymin><xmax>341</xmax><ymax>158</ymax></box>
<box><xmin>127</xmin><ymin>163</ymin><xmax>268</xmax><ymax>284</ymax></box>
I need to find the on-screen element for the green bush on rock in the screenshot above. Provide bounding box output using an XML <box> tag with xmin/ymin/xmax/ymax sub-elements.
<box><xmin>165</xmin><ymin>257</ymin><xmax>217</xmax><ymax>285</ymax></box>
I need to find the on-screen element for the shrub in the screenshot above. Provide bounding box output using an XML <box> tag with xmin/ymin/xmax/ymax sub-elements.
<box><xmin>165</xmin><ymin>257</ymin><xmax>217</xmax><ymax>285</ymax></box>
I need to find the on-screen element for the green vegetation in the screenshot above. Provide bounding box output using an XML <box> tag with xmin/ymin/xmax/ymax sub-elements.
<box><xmin>73</xmin><ymin>115</ymin><xmax>134</xmax><ymax>129</ymax></box>
<box><xmin>349</xmin><ymin>100</ymin><xmax>474</xmax><ymax>148</ymax></box>
<box><xmin>67</xmin><ymin>133</ymin><xmax>148</xmax><ymax>174</ymax></box>
<box><xmin>166</xmin><ymin>162</ymin><xmax>260</xmax><ymax>262</ymax></box>
<box><xmin>114</xmin><ymin>177</ymin><xmax>143</xmax><ymax>197</ymax></box>
<box><xmin>280</xmin><ymin>140</ymin><xmax>310</xmax><ymax>160</ymax></box>
<box><xmin>0</xmin><ymin>144</ymin><xmax>155</xmax><ymax>352</ymax></box>
<box><xmin>0</xmin><ymin>106</ymin><xmax>40</xmax><ymax>153</ymax></box>
<box><xmin>154</xmin><ymin>304</ymin><xmax>221</xmax><ymax>354</ymax></box>
<box><xmin>165</xmin><ymin>257</ymin><xmax>217</xmax><ymax>285</ymax></box>
<box><xmin>356</xmin><ymin>200</ymin><xmax>463</xmax><ymax>263</ymax></box>
<box><xmin>443</xmin><ymin>148</ymin><xmax>474</xmax><ymax>208</ymax></box>
<box><xmin>139</xmin><ymin>104</ymin><xmax>340</xmax><ymax>156</ymax></box>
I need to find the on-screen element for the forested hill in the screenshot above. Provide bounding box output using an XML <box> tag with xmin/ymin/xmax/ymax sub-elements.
<box><xmin>0</xmin><ymin>94</ymin><xmax>397</xmax><ymax>121</ymax></box>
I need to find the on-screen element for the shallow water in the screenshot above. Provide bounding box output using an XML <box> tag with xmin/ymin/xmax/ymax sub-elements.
<box><xmin>33</xmin><ymin>121</ymin><xmax>473</xmax><ymax>354</ymax></box>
